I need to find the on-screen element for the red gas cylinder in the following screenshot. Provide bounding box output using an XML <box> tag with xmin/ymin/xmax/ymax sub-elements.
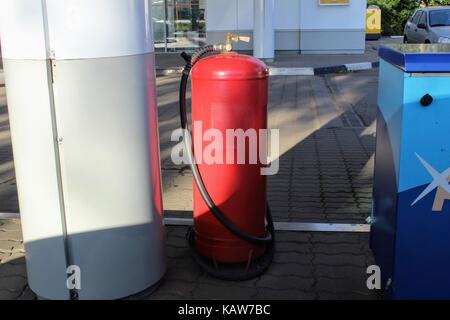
<box><xmin>191</xmin><ymin>52</ymin><xmax>269</xmax><ymax>263</ymax></box>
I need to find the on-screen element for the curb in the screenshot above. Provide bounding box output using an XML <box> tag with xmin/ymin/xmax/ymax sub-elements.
<box><xmin>156</xmin><ymin>61</ymin><xmax>379</xmax><ymax>77</ymax></box>
<box><xmin>0</xmin><ymin>212</ymin><xmax>370</xmax><ymax>232</ymax></box>
<box><xmin>314</xmin><ymin>61</ymin><xmax>379</xmax><ymax>75</ymax></box>
<box><xmin>0</xmin><ymin>61</ymin><xmax>379</xmax><ymax>81</ymax></box>
<box><xmin>155</xmin><ymin>68</ymin><xmax>184</xmax><ymax>77</ymax></box>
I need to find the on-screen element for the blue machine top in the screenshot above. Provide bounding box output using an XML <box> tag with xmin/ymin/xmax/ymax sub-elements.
<box><xmin>379</xmin><ymin>44</ymin><xmax>450</xmax><ymax>73</ymax></box>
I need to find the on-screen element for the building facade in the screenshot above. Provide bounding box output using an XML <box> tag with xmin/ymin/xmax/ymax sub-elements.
<box><xmin>152</xmin><ymin>0</ymin><xmax>367</xmax><ymax>54</ymax></box>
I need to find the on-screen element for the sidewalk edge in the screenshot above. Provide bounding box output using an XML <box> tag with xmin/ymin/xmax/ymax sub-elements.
<box><xmin>155</xmin><ymin>61</ymin><xmax>379</xmax><ymax>77</ymax></box>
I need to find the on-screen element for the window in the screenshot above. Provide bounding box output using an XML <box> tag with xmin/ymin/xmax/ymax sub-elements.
<box><xmin>430</xmin><ymin>9</ymin><xmax>450</xmax><ymax>27</ymax></box>
<box><xmin>418</xmin><ymin>11</ymin><xmax>427</xmax><ymax>26</ymax></box>
<box><xmin>412</xmin><ymin>11</ymin><xmax>422</xmax><ymax>25</ymax></box>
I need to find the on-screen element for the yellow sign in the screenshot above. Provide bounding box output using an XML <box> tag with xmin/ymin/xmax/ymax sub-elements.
<box><xmin>366</xmin><ymin>8</ymin><xmax>381</xmax><ymax>35</ymax></box>
<box><xmin>319</xmin><ymin>0</ymin><xmax>350</xmax><ymax>5</ymax></box>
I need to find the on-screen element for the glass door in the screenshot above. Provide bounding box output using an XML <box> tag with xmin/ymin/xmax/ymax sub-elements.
<box><xmin>152</xmin><ymin>0</ymin><xmax>206</xmax><ymax>52</ymax></box>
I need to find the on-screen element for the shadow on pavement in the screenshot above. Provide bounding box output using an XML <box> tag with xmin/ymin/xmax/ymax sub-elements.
<box><xmin>158</xmin><ymin>72</ymin><xmax>377</xmax><ymax>224</ymax></box>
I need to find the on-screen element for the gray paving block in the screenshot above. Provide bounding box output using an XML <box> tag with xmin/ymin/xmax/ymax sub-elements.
<box><xmin>167</xmin><ymin>226</ymin><xmax>190</xmax><ymax>239</ymax></box>
<box><xmin>166</xmin><ymin>235</ymin><xmax>188</xmax><ymax>248</ymax></box>
<box><xmin>314</xmin><ymin>265</ymin><xmax>368</xmax><ymax>280</ymax></box>
<box><xmin>275</xmin><ymin>242</ymin><xmax>312</xmax><ymax>253</ymax></box>
<box><xmin>324</xmin><ymin>207</ymin><xmax>362</xmax><ymax>214</ymax></box>
<box><xmin>273</xmin><ymin>252</ymin><xmax>314</xmax><ymax>265</ymax></box>
<box><xmin>166</xmin><ymin>246</ymin><xmax>191</xmax><ymax>260</ymax></box>
<box><xmin>192</xmin><ymin>283</ymin><xmax>258</xmax><ymax>300</ymax></box>
<box><xmin>314</xmin><ymin>277</ymin><xmax>372</xmax><ymax>295</ymax></box>
<box><xmin>289</xmin><ymin>207</ymin><xmax>324</xmax><ymax>214</ymax></box>
<box><xmin>326</xmin><ymin>214</ymin><xmax>367</xmax><ymax>222</ymax></box>
<box><xmin>276</xmin><ymin>232</ymin><xmax>312</xmax><ymax>243</ymax></box>
<box><xmin>166</xmin><ymin>258</ymin><xmax>203</xmax><ymax>283</ymax></box>
<box><xmin>196</xmin><ymin>273</ymin><xmax>258</xmax><ymax>289</ymax></box>
<box><xmin>0</xmin><ymin>261</ymin><xmax>26</xmax><ymax>277</ymax></box>
<box><xmin>258</xmin><ymin>275</ymin><xmax>314</xmax><ymax>292</ymax></box>
<box><xmin>0</xmin><ymin>240</ymin><xmax>15</xmax><ymax>252</ymax></box>
<box><xmin>14</xmin><ymin>286</ymin><xmax>37</xmax><ymax>300</ymax></box>
<box><xmin>153</xmin><ymin>280</ymin><xmax>196</xmax><ymax>299</ymax></box>
<box><xmin>313</xmin><ymin>243</ymin><xmax>364</xmax><ymax>255</ymax></box>
<box><xmin>0</xmin><ymin>220</ymin><xmax>21</xmax><ymax>231</ymax></box>
<box><xmin>0</xmin><ymin>252</ymin><xmax>24</xmax><ymax>264</ymax></box>
<box><xmin>312</xmin><ymin>233</ymin><xmax>360</xmax><ymax>244</ymax></box>
<box><xmin>0</xmin><ymin>275</ymin><xmax>27</xmax><ymax>293</ymax></box>
<box><xmin>254</xmin><ymin>288</ymin><xmax>316</xmax><ymax>300</ymax></box>
<box><xmin>0</xmin><ymin>289</ymin><xmax>21</xmax><ymax>300</ymax></box>
<box><xmin>267</xmin><ymin>263</ymin><xmax>314</xmax><ymax>278</ymax></box>
<box><xmin>0</xmin><ymin>229</ymin><xmax>23</xmax><ymax>241</ymax></box>
<box><xmin>314</xmin><ymin>253</ymin><xmax>367</xmax><ymax>267</ymax></box>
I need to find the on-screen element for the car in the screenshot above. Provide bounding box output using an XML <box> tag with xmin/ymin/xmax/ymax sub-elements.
<box><xmin>404</xmin><ymin>6</ymin><xmax>450</xmax><ymax>44</ymax></box>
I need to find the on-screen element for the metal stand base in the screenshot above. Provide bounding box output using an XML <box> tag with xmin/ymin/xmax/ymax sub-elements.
<box><xmin>187</xmin><ymin>227</ymin><xmax>274</xmax><ymax>281</ymax></box>
<box><xmin>165</xmin><ymin>217</ymin><xmax>370</xmax><ymax>233</ymax></box>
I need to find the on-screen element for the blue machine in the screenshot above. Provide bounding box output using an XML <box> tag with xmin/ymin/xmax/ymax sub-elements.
<box><xmin>372</xmin><ymin>44</ymin><xmax>450</xmax><ymax>300</ymax></box>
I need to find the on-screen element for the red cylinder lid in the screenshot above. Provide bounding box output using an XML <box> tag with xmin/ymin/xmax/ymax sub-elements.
<box><xmin>192</xmin><ymin>52</ymin><xmax>268</xmax><ymax>80</ymax></box>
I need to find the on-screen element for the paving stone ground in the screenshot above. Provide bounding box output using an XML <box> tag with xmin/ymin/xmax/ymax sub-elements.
<box><xmin>149</xmin><ymin>226</ymin><xmax>381</xmax><ymax>300</ymax></box>
<box><xmin>0</xmin><ymin>221</ymin><xmax>380</xmax><ymax>300</ymax></box>
<box><xmin>0</xmin><ymin>67</ymin><xmax>382</xmax><ymax>299</ymax></box>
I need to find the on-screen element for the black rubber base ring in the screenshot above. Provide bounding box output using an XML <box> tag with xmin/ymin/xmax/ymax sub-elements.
<box><xmin>186</xmin><ymin>227</ymin><xmax>274</xmax><ymax>281</ymax></box>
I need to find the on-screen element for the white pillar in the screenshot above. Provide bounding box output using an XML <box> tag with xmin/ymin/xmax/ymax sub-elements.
<box><xmin>0</xmin><ymin>0</ymin><xmax>165</xmax><ymax>300</ymax></box>
<box><xmin>253</xmin><ymin>0</ymin><xmax>275</xmax><ymax>61</ymax></box>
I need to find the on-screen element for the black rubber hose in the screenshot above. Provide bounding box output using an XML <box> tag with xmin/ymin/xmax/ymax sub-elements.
<box><xmin>179</xmin><ymin>47</ymin><xmax>274</xmax><ymax>246</ymax></box>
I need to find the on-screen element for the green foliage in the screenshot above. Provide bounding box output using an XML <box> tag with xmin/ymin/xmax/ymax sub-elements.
<box><xmin>422</xmin><ymin>0</ymin><xmax>450</xmax><ymax>6</ymax></box>
<box><xmin>367</xmin><ymin>0</ymin><xmax>450</xmax><ymax>36</ymax></box>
